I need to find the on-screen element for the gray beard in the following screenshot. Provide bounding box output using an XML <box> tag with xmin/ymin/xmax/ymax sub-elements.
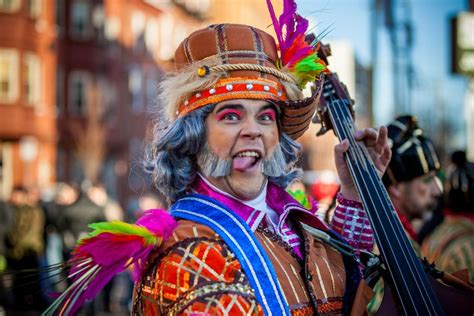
<box><xmin>197</xmin><ymin>142</ymin><xmax>287</xmax><ymax>178</ymax></box>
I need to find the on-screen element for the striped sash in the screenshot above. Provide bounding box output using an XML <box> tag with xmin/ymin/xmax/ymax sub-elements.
<box><xmin>170</xmin><ymin>194</ymin><xmax>290</xmax><ymax>315</ymax></box>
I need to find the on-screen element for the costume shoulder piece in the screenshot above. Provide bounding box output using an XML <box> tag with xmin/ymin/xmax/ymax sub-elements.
<box><xmin>44</xmin><ymin>209</ymin><xmax>177</xmax><ymax>315</ymax></box>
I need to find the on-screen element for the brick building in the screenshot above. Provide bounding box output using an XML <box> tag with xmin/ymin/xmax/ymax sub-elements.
<box><xmin>0</xmin><ymin>0</ymin><xmax>57</xmax><ymax>199</ymax></box>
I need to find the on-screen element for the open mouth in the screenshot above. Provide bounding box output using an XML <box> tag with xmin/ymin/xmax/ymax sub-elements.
<box><xmin>233</xmin><ymin>150</ymin><xmax>262</xmax><ymax>172</ymax></box>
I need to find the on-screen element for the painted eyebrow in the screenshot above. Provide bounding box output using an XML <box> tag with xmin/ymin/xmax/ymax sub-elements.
<box><xmin>215</xmin><ymin>103</ymin><xmax>276</xmax><ymax>114</ymax></box>
<box><xmin>259</xmin><ymin>104</ymin><xmax>277</xmax><ymax>113</ymax></box>
<box><xmin>215</xmin><ymin>104</ymin><xmax>244</xmax><ymax>114</ymax></box>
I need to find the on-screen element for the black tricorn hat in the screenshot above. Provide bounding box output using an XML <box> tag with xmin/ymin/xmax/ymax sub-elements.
<box><xmin>382</xmin><ymin>115</ymin><xmax>441</xmax><ymax>186</ymax></box>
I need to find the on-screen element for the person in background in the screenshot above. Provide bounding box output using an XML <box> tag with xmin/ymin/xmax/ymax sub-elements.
<box><xmin>0</xmin><ymin>198</ymin><xmax>14</xmax><ymax>313</ymax></box>
<box><xmin>421</xmin><ymin>150</ymin><xmax>474</xmax><ymax>282</ymax></box>
<box><xmin>4</xmin><ymin>186</ymin><xmax>46</xmax><ymax>312</ymax></box>
<box><xmin>87</xmin><ymin>182</ymin><xmax>124</xmax><ymax>222</ymax></box>
<box><xmin>57</xmin><ymin>183</ymin><xmax>106</xmax><ymax>257</ymax></box>
<box><xmin>382</xmin><ymin>115</ymin><xmax>443</xmax><ymax>244</ymax></box>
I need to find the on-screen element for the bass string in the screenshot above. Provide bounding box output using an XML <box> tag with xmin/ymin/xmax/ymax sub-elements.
<box><xmin>334</xmin><ymin>100</ymin><xmax>434</xmax><ymax>290</ymax></box>
<box><xmin>326</xmin><ymin>94</ymin><xmax>440</xmax><ymax>314</ymax></box>
<box><xmin>333</xmin><ymin>100</ymin><xmax>440</xmax><ymax>313</ymax></box>
<box><xmin>326</xmin><ymin>98</ymin><xmax>421</xmax><ymax>312</ymax></box>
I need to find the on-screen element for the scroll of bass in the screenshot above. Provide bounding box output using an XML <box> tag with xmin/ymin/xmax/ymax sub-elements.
<box><xmin>314</xmin><ymin>68</ymin><xmax>474</xmax><ymax>315</ymax></box>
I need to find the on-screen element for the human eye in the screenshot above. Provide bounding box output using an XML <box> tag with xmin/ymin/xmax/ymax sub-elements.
<box><xmin>216</xmin><ymin>109</ymin><xmax>241</xmax><ymax>122</ymax></box>
<box><xmin>258</xmin><ymin>109</ymin><xmax>276</xmax><ymax>123</ymax></box>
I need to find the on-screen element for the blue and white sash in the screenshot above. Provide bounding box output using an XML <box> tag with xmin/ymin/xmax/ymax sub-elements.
<box><xmin>170</xmin><ymin>194</ymin><xmax>290</xmax><ymax>316</ymax></box>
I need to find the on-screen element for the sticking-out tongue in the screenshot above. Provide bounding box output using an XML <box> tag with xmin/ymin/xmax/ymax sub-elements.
<box><xmin>233</xmin><ymin>156</ymin><xmax>257</xmax><ymax>172</ymax></box>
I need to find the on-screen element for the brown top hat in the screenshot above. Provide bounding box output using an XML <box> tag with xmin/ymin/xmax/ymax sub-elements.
<box><xmin>159</xmin><ymin>23</ymin><xmax>324</xmax><ymax>140</ymax></box>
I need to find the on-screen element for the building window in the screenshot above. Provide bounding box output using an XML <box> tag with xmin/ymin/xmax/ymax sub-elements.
<box><xmin>70</xmin><ymin>0</ymin><xmax>92</xmax><ymax>40</ymax></box>
<box><xmin>0</xmin><ymin>0</ymin><xmax>20</xmax><ymax>13</ymax></box>
<box><xmin>157</xmin><ymin>13</ymin><xmax>175</xmax><ymax>60</ymax></box>
<box><xmin>92</xmin><ymin>5</ymin><xmax>105</xmax><ymax>42</ymax></box>
<box><xmin>145</xmin><ymin>18</ymin><xmax>159</xmax><ymax>56</ymax></box>
<box><xmin>105</xmin><ymin>16</ymin><xmax>120</xmax><ymax>41</ymax></box>
<box><xmin>128</xmin><ymin>67</ymin><xmax>143</xmax><ymax>113</ymax></box>
<box><xmin>146</xmin><ymin>72</ymin><xmax>159</xmax><ymax>110</ymax></box>
<box><xmin>97</xmin><ymin>77</ymin><xmax>118</xmax><ymax>123</ymax></box>
<box><xmin>23</xmin><ymin>53</ymin><xmax>41</xmax><ymax>106</ymax></box>
<box><xmin>0</xmin><ymin>142</ymin><xmax>13</xmax><ymax>200</ymax></box>
<box><xmin>55</xmin><ymin>0</ymin><xmax>65</xmax><ymax>34</ymax></box>
<box><xmin>27</xmin><ymin>0</ymin><xmax>41</xmax><ymax>18</ymax></box>
<box><xmin>68</xmin><ymin>70</ymin><xmax>91</xmax><ymax>115</ymax></box>
<box><xmin>55</xmin><ymin>67</ymin><xmax>64</xmax><ymax>115</ymax></box>
<box><xmin>0</xmin><ymin>49</ymin><xmax>19</xmax><ymax>103</ymax></box>
<box><xmin>130</xmin><ymin>10</ymin><xmax>145</xmax><ymax>52</ymax></box>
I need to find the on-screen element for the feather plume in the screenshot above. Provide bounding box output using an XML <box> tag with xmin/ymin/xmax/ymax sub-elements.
<box><xmin>266</xmin><ymin>0</ymin><xmax>327</xmax><ymax>88</ymax></box>
<box><xmin>43</xmin><ymin>209</ymin><xmax>177</xmax><ymax>315</ymax></box>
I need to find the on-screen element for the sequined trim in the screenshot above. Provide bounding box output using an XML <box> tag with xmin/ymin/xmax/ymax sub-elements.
<box><xmin>290</xmin><ymin>302</ymin><xmax>314</xmax><ymax>316</ymax></box>
<box><xmin>336</xmin><ymin>192</ymin><xmax>363</xmax><ymax>208</ymax></box>
<box><xmin>257</xmin><ymin>225</ymin><xmax>302</xmax><ymax>263</ymax></box>
<box><xmin>178</xmin><ymin>77</ymin><xmax>286</xmax><ymax>116</ymax></box>
<box><xmin>316</xmin><ymin>296</ymin><xmax>344</xmax><ymax>314</ymax></box>
<box><xmin>166</xmin><ymin>282</ymin><xmax>255</xmax><ymax>315</ymax></box>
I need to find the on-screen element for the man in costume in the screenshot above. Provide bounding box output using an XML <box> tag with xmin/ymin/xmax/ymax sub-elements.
<box><xmin>43</xmin><ymin>2</ymin><xmax>392</xmax><ymax>315</ymax></box>
<box><xmin>382</xmin><ymin>115</ymin><xmax>442</xmax><ymax>242</ymax></box>
<box><xmin>129</xmin><ymin>11</ymin><xmax>392</xmax><ymax>314</ymax></box>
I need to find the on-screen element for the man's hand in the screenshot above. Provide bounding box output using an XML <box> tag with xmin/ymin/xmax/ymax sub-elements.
<box><xmin>335</xmin><ymin>126</ymin><xmax>392</xmax><ymax>201</ymax></box>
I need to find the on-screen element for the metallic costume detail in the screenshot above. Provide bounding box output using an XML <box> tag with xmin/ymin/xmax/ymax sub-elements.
<box><xmin>166</xmin><ymin>282</ymin><xmax>256</xmax><ymax>315</ymax></box>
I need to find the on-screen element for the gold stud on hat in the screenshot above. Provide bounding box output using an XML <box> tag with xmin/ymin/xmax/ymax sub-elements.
<box><xmin>197</xmin><ymin>66</ymin><xmax>210</xmax><ymax>77</ymax></box>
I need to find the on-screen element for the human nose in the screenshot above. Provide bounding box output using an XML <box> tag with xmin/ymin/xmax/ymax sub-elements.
<box><xmin>240</xmin><ymin>117</ymin><xmax>262</xmax><ymax>139</ymax></box>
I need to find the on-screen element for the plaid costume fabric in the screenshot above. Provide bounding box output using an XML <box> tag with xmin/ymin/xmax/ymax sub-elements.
<box><xmin>134</xmin><ymin>219</ymin><xmax>348</xmax><ymax>315</ymax></box>
<box><xmin>133</xmin><ymin>179</ymin><xmax>367</xmax><ymax>315</ymax></box>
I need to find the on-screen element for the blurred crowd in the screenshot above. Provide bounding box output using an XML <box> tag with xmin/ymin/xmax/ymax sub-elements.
<box><xmin>0</xmin><ymin>182</ymin><xmax>165</xmax><ymax>315</ymax></box>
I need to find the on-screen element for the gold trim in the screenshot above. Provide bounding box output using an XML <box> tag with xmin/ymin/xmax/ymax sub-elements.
<box><xmin>391</xmin><ymin>120</ymin><xmax>408</xmax><ymax>131</ymax></box>
<box><xmin>416</xmin><ymin>145</ymin><xmax>429</xmax><ymax>173</ymax></box>
<box><xmin>262</xmin><ymin>235</ymin><xmax>300</xmax><ymax>302</ymax></box>
<box><xmin>426</xmin><ymin>142</ymin><xmax>441</xmax><ymax>169</ymax></box>
<box><xmin>290</xmin><ymin>264</ymin><xmax>310</xmax><ymax>301</ymax></box>
<box><xmin>313</xmin><ymin>261</ymin><xmax>328</xmax><ymax>299</ymax></box>
<box><xmin>166</xmin><ymin>282</ymin><xmax>255</xmax><ymax>315</ymax></box>
<box><xmin>319</xmin><ymin>255</ymin><xmax>336</xmax><ymax>297</ymax></box>
<box><xmin>397</xmin><ymin>138</ymin><xmax>414</xmax><ymax>154</ymax></box>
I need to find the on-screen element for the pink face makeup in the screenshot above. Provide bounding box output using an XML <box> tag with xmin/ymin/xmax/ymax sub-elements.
<box><xmin>215</xmin><ymin>108</ymin><xmax>242</xmax><ymax>121</ymax></box>
<box><xmin>259</xmin><ymin>108</ymin><xmax>276</xmax><ymax>121</ymax></box>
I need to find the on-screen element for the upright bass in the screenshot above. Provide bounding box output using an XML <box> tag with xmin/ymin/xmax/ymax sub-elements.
<box><xmin>314</xmin><ymin>45</ymin><xmax>474</xmax><ymax>315</ymax></box>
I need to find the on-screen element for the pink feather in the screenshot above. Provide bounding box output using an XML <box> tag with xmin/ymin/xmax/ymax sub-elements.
<box><xmin>266</xmin><ymin>0</ymin><xmax>327</xmax><ymax>87</ymax></box>
<box><xmin>44</xmin><ymin>209</ymin><xmax>177</xmax><ymax>316</ymax></box>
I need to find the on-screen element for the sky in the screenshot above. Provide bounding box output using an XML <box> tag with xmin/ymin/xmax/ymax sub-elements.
<box><xmin>299</xmin><ymin>0</ymin><xmax>470</xmax><ymax>148</ymax></box>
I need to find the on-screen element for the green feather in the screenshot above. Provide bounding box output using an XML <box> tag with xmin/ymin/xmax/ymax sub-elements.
<box><xmin>287</xmin><ymin>189</ymin><xmax>312</xmax><ymax>209</ymax></box>
<box><xmin>292</xmin><ymin>53</ymin><xmax>326</xmax><ymax>87</ymax></box>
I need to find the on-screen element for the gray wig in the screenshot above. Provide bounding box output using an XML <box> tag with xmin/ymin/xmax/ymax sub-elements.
<box><xmin>144</xmin><ymin>104</ymin><xmax>303</xmax><ymax>203</ymax></box>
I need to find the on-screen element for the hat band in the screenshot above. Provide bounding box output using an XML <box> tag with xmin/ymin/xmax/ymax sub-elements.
<box><xmin>206</xmin><ymin>63</ymin><xmax>297</xmax><ymax>84</ymax></box>
<box><xmin>178</xmin><ymin>77</ymin><xmax>288</xmax><ymax>116</ymax></box>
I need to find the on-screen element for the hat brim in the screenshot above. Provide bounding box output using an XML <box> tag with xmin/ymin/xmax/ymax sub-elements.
<box><xmin>271</xmin><ymin>74</ymin><xmax>324</xmax><ymax>140</ymax></box>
